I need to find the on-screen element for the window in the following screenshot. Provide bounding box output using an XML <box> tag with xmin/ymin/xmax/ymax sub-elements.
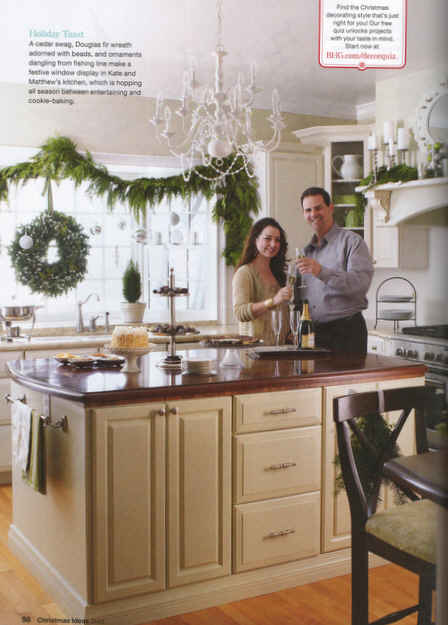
<box><xmin>0</xmin><ymin>149</ymin><xmax>218</xmax><ymax>327</ymax></box>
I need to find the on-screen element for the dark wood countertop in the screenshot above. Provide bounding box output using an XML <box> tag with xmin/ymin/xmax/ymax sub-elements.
<box><xmin>6</xmin><ymin>350</ymin><xmax>426</xmax><ymax>406</ymax></box>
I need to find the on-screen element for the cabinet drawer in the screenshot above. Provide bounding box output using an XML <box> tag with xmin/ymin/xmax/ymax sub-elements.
<box><xmin>234</xmin><ymin>426</ymin><xmax>321</xmax><ymax>503</ymax></box>
<box><xmin>233</xmin><ymin>492</ymin><xmax>320</xmax><ymax>572</ymax></box>
<box><xmin>233</xmin><ymin>388</ymin><xmax>321</xmax><ymax>433</ymax></box>
<box><xmin>0</xmin><ymin>351</ymin><xmax>24</xmax><ymax>377</ymax></box>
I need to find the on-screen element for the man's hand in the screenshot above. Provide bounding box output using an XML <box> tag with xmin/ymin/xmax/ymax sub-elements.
<box><xmin>296</xmin><ymin>256</ymin><xmax>321</xmax><ymax>277</ymax></box>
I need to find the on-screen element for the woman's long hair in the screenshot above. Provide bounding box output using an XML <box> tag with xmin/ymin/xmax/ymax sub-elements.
<box><xmin>235</xmin><ymin>217</ymin><xmax>288</xmax><ymax>286</ymax></box>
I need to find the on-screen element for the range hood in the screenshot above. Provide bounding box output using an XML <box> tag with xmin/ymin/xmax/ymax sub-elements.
<box><xmin>358</xmin><ymin>177</ymin><xmax>448</xmax><ymax>225</ymax></box>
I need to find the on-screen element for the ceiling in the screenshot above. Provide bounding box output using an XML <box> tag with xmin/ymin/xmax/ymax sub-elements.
<box><xmin>2</xmin><ymin>0</ymin><xmax>447</xmax><ymax>119</ymax></box>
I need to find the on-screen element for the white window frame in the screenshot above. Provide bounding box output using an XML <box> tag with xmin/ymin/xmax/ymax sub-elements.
<box><xmin>0</xmin><ymin>146</ymin><xmax>223</xmax><ymax>327</ymax></box>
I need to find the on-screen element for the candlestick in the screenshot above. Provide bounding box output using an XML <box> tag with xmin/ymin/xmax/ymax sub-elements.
<box><xmin>383</xmin><ymin>120</ymin><xmax>394</xmax><ymax>143</ymax></box>
<box><xmin>397</xmin><ymin>127</ymin><xmax>409</xmax><ymax>150</ymax></box>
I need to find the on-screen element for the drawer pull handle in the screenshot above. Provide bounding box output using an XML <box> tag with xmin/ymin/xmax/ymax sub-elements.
<box><xmin>265</xmin><ymin>408</ymin><xmax>296</xmax><ymax>415</ymax></box>
<box><xmin>264</xmin><ymin>528</ymin><xmax>296</xmax><ymax>539</ymax></box>
<box><xmin>265</xmin><ymin>462</ymin><xmax>297</xmax><ymax>471</ymax></box>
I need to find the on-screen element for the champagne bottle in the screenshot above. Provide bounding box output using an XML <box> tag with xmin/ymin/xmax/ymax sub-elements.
<box><xmin>299</xmin><ymin>299</ymin><xmax>315</xmax><ymax>349</ymax></box>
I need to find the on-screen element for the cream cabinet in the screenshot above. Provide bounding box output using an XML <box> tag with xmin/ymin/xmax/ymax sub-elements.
<box><xmin>367</xmin><ymin>334</ymin><xmax>386</xmax><ymax>355</ymax></box>
<box><xmin>233</xmin><ymin>388</ymin><xmax>322</xmax><ymax>572</ymax></box>
<box><xmin>92</xmin><ymin>401</ymin><xmax>166</xmax><ymax>603</ymax></box>
<box><xmin>322</xmin><ymin>376</ymin><xmax>426</xmax><ymax>553</ymax></box>
<box><xmin>92</xmin><ymin>396</ymin><xmax>231</xmax><ymax>602</ymax></box>
<box><xmin>167</xmin><ymin>397</ymin><xmax>232</xmax><ymax>588</ymax></box>
<box><xmin>0</xmin><ymin>349</ymin><xmax>24</xmax><ymax>484</ymax></box>
<box><xmin>322</xmin><ymin>382</ymin><xmax>377</xmax><ymax>553</ymax></box>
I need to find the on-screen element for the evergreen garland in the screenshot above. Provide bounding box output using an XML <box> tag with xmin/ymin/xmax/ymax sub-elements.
<box><xmin>360</xmin><ymin>163</ymin><xmax>418</xmax><ymax>189</ymax></box>
<box><xmin>0</xmin><ymin>136</ymin><xmax>260</xmax><ymax>266</ymax></box>
<box><xmin>8</xmin><ymin>209</ymin><xmax>90</xmax><ymax>297</ymax></box>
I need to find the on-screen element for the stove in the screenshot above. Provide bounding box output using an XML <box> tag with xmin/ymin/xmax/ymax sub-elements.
<box><xmin>386</xmin><ymin>325</ymin><xmax>448</xmax><ymax>374</ymax></box>
<box><xmin>402</xmin><ymin>325</ymin><xmax>448</xmax><ymax>341</ymax></box>
<box><xmin>385</xmin><ymin>325</ymin><xmax>448</xmax><ymax>433</ymax></box>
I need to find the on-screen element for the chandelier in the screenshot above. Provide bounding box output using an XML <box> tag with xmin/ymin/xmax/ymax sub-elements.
<box><xmin>150</xmin><ymin>0</ymin><xmax>285</xmax><ymax>182</ymax></box>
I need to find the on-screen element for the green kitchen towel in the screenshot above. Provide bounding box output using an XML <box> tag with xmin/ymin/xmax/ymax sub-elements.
<box><xmin>23</xmin><ymin>409</ymin><xmax>46</xmax><ymax>494</ymax></box>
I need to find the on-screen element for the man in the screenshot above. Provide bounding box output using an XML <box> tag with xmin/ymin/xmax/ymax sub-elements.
<box><xmin>296</xmin><ymin>186</ymin><xmax>374</xmax><ymax>355</ymax></box>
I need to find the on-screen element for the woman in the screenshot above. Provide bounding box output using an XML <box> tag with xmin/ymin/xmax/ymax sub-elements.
<box><xmin>232</xmin><ymin>217</ymin><xmax>291</xmax><ymax>344</ymax></box>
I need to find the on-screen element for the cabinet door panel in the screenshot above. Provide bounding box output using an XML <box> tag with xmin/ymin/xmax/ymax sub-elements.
<box><xmin>322</xmin><ymin>382</ymin><xmax>377</xmax><ymax>552</ymax></box>
<box><xmin>268</xmin><ymin>151</ymin><xmax>323</xmax><ymax>252</ymax></box>
<box><xmin>167</xmin><ymin>397</ymin><xmax>231</xmax><ymax>588</ymax></box>
<box><xmin>93</xmin><ymin>403</ymin><xmax>166</xmax><ymax>602</ymax></box>
<box><xmin>379</xmin><ymin>377</ymin><xmax>425</xmax><ymax>509</ymax></box>
<box><xmin>234</xmin><ymin>426</ymin><xmax>321</xmax><ymax>503</ymax></box>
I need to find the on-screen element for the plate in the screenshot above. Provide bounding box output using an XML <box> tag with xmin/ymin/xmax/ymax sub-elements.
<box><xmin>380</xmin><ymin>310</ymin><xmax>413</xmax><ymax>320</ymax></box>
<box><xmin>378</xmin><ymin>296</ymin><xmax>414</xmax><ymax>303</ymax></box>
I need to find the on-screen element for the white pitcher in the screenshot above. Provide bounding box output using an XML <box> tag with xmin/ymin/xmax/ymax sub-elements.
<box><xmin>332</xmin><ymin>154</ymin><xmax>363</xmax><ymax>180</ymax></box>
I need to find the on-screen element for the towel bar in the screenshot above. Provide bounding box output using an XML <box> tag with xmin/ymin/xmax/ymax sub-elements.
<box><xmin>4</xmin><ymin>392</ymin><xmax>26</xmax><ymax>404</ymax></box>
<box><xmin>4</xmin><ymin>393</ymin><xmax>68</xmax><ymax>431</ymax></box>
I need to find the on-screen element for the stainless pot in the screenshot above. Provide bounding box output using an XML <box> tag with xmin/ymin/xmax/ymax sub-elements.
<box><xmin>0</xmin><ymin>305</ymin><xmax>43</xmax><ymax>322</ymax></box>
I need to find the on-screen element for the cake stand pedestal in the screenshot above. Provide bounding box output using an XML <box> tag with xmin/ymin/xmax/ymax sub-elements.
<box><xmin>106</xmin><ymin>346</ymin><xmax>151</xmax><ymax>373</ymax></box>
<box><xmin>154</xmin><ymin>268</ymin><xmax>188</xmax><ymax>371</ymax></box>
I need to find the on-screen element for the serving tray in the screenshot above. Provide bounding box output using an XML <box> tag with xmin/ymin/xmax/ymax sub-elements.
<box><xmin>248</xmin><ymin>346</ymin><xmax>331</xmax><ymax>359</ymax></box>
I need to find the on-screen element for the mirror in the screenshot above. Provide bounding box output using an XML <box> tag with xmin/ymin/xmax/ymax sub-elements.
<box><xmin>414</xmin><ymin>80</ymin><xmax>448</xmax><ymax>149</ymax></box>
<box><xmin>429</xmin><ymin>94</ymin><xmax>448</xmax><ymax>143</ymax></box>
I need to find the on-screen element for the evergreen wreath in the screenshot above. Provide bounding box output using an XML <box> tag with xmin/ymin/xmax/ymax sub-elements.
<box><xmin>8</xmin><ymin>209</ymin><xmax>90</xmax><ymax>298</ymax></box>
<box><xmin>0</xmin><ymin>136</ymin><xmax>260</xmax><ymax>266</ymax></box>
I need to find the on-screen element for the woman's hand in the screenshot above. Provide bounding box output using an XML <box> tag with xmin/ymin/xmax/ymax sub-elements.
<box><xmin>273</xmin><ymin>286</ymin><xmax>292</xmax><ymax>306</ymax></box>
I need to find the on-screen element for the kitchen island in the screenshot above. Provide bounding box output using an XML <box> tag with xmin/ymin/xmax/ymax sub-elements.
<box><xmin>6</xmin><ymin>351</ymin><xmax>426</xmax><ymax>625</ymax></box>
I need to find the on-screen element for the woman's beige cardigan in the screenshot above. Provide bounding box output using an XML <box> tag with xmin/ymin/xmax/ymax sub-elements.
<box><xmin>232</xmin><ymin>263</ymin><xmax>289</xmax><ymax>345</ymax></box>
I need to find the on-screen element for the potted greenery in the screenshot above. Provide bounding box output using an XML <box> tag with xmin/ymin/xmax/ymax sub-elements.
<box><xmin>121</xmin><ymin>260</ymin><xmax>146</xmax><ymax>323</ymax></box>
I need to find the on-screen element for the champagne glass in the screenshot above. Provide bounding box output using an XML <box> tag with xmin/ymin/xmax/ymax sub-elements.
<box><xmin>289</xmin><ymin>308</ymin><xmax>301</xmax><ymax>347</ymax></box>
<box><xmin>271</xmin><ymin>308</ymin><xmax>282</xmax><ymax>346</ymax></box>
<box><xmin>286</xmin><ymin>261</ymin><xmax>296</xmax><ymax>303</ymax></box>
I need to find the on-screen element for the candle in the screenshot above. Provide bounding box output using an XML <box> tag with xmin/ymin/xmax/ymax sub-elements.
<box><xmin>383</xmin><ymin>120</ymin><xmax>394</xmax><ymax>143</ymax></box>
<box><xmin>397</xmin><ymin>127</ymin><xmax>409</xmax><ymax>150</ymax></box>
<box><xmin>388</xmin><ymin>138</ymin><xmax>396</xmax><ymax>156</ymax></box>
<box><xmin>368</xmin><ymin>134</ymin><xmax>377</xmax><ymax>150</ymax></box>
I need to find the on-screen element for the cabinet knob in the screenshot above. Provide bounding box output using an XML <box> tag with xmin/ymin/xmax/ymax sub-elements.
<box><xmin>154</xmin><ymin>407</ymin><xmax>166</xmax><ymax>416</ymax></box>
<box><xmin>168</xmin><ymin>406</ymin><xmax>179</xmax><ymax>415</ymax></box>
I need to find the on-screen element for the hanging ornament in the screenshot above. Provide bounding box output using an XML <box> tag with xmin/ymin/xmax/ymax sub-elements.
<box><xmin>19</xmin><ymin>234</ymin><xmax>34</xmax><ymax>250</ymax></box>
<box><xmin>134</xmin><ymin>228</ymin><xmax>148</xmax><ymax>244</ymax></box>
<box><xmin>90</xmin><ymin>223</ymin><xmax>102</xmax><ymax>236</ymax></box>
<box><xmin>170</xmin><ymin>211</ymin><xmax>180</xmax><ymax>226</ymax></box>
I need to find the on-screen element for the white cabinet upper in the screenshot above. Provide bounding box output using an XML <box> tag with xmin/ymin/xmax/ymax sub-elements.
<box><xmin>254</xmin><ymin>146</ymin><xmax>323</xmax><ymax>252</ymax></box>
<box><xmin>293</xmin><ymin>125</ymin><xmax>372</xmax><ymax>248</ymax></box>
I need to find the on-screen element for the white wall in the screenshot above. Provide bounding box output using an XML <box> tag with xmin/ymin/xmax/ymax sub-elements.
<box><xmin>364</xmin><ymin>66</ymin><xmax>448</xmax><ymax>327</ymax></box>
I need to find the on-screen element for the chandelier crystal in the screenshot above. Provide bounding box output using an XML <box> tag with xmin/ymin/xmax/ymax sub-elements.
<box><xmin>150</xmin><ymin>0</ymin><xmax>285</xmax><ymax>182</ymax></box>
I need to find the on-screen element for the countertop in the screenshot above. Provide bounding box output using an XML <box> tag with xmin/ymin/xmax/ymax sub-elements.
<box><xmin>0</xmin><ymin>324</ymin><xmax>239</xmax><ymax>352</ymax></box>
<box><xmin>7</xmin><ymin>351</ymin><xmax>426</xmax><ymax>406</ymax></box>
